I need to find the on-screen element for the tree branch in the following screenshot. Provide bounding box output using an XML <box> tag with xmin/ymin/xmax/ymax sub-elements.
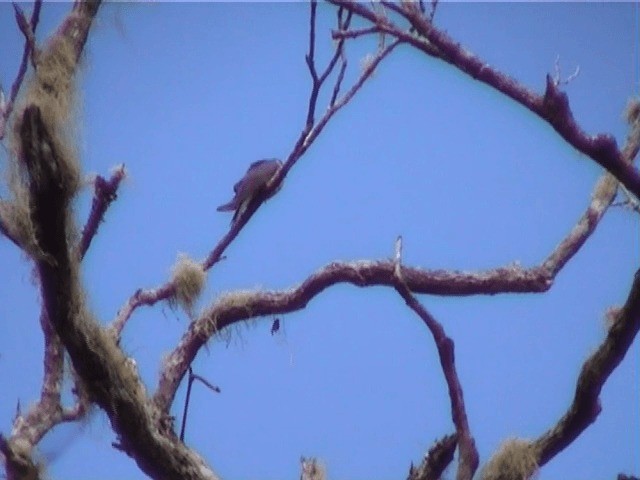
<box><xmin>392</xmin><ymin>237</ymin><xmax>478</xmax><ymax>480</ymax></box>
<box><xmin>532</xmin><ymin>268</ymin><xmax>640</xmax><ymax>467</ymax></box>
<box><xmin>326</xmin><ymin>0</ymin><xmax>640</xmax><ymax>197</ymax></box>
<box><xmin>407</xmin><ymin>434</ymin><xmax>458</xmax><ymax>480</ymax></box>
<box><xmin>78</xmin><ymin>165</ymin><xmax>126</xmax><ymax>260</ymax></box>
<box><xmin>0</xmin><ymin>0</ymin><xmax>42</xmax><ymax>141</ymax></box>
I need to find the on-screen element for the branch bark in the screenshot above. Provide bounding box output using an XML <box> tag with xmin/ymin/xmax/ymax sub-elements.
<box><xmin>532</xmin><ymin>269</ymin><xmax>640</xmax><ymax>466</ymax></box>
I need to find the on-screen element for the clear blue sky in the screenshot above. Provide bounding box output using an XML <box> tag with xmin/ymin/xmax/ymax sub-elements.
<box><xmin>1</xmin><ymin>3</ymin><xmax>638</xmax><ymax>479</ymax></box>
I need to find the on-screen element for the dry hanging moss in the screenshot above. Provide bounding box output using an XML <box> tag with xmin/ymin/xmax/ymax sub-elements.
<box><xmin>480</xmin><ymin>438</ymin><xmax>539</xmax><ymax>480</ymax></box>
<box><xmin>170</xmin><ymin>253</ymin><xmax>206</xmax><ymax>313</ymax></box>
<box><xmin>6</xmin><ymin>34</ymin><xmax>83</xmax><ymax>256</ymax></box>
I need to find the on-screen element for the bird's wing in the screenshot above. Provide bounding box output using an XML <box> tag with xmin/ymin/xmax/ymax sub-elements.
<box><xmin>233</xmin><ymin>159</ymin><xmax>273</xmax><ymax>193</ymax></box>
<box><xmin>247</xmin><ymin>159</ymin><xmax>272</xmax><ymax>170</ymax></box>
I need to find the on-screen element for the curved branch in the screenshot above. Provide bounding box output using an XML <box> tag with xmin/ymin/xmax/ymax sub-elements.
<box><xmin>327</xmin><ymin>0</ymin><xmax>640</xmax><ymax>197</ymax></box>
<box><xmin>532</xmin><ymin>268</ymin><xmax>640</xmax><ymax>466</ymax></box>
<box><xmin>392</xmin><ymin>241</ymin><xmax>478</xmax><ymax>480</ymax></box>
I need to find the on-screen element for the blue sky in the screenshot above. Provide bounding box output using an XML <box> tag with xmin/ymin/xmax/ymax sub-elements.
<box><xmin>0</xmin><ymin>2</ymin><xmax>638</xmax><ymax>479</ymax></box>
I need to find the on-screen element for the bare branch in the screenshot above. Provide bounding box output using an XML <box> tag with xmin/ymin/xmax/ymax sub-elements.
<box><xmin>78</xmin><ymin>165</ymin><xmax>126</xmax><ymax>260</ymax></box>
<box><xmin>10</xmin><ymin>308</ymin><xmax>89</xmax><ymax>465</ymax></box>
<box><xmin>110</xmin><ymin>283</ymin><xmax>176</xmax><ymax>340</ymax></box>
<box><xmin>532</xmin><ymin>268</ymin><xmax>640</xmax><ymax>466</ymax></box>
<box><xmin>332</xmin><ymin>26</ymin><xmax>380</xmax><ymax>40</ymax></box>
<box><xmin>542</xmin><ymin>173</ymin><xmax>617</xmax><ymax>276</ymax></box>
<box><xmin>327</xmin><ymin>0</ymin><xmax>640</xmax><ymax>198</ymax></box>
<box><xmin>179</xmin><ymin>368</ymin><xmax>221</xmax><ymax>442</ymax></box>
<box><xmin>304</xmin><ymin>1</ymin><xmax>351</xmax><ymax>129</ymax></box>
<box><xmin>13</xmin><ymin>3</ymin><xmax>37</xmax><ymax>66</ymax></box>
<box><xmin>329</xmin><ymin>58</ymin><xmax>348</xmax><ymax>108</ymax></box>
<box><xmin>611</xmin><ymin>183</ymin><xmax>640</xmax><ymax>214</ymax></box>
<box><xmin>0</xmin><ymin>0</ymin><xmax>42</xmax><ymax>140</ymax></box>
<box><xmin>408</xmin><ymin>434</ymin><xmax>458</xmax><ymax>480</ymax></box>
<box><xmin>392</xmin><ymin>238</ymin><xmax>478</xmax><ymax>480</ymax></box>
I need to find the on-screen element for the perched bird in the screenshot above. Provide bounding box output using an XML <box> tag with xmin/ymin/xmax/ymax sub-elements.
<box><xmin>217</xmin><ymin>158</ymin><xmax>283</xmax><ymax>223</ymax></box>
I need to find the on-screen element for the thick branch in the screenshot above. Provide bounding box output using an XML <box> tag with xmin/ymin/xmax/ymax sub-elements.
<box><xmin>327</xmin><ymin>0</ymin><xmax>640</xmax><ymax>197</ymax></box>
<box><xmin>532</xmin><ymin>269</ymin><xmax>640</xmax><ymax>466</ymax></box>
<box><xmin>12</xmin><ymin>3</ymin><xmax>218</xmax><ymax>478</ymax></box>
<box><xmin>21</xmin><ymin>96</ymin><xmax>217</xmax><ymax>480</ymax></box>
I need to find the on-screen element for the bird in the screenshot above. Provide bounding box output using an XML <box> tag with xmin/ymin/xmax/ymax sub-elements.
<box><xmin>217</xmin><ymin>158</ymin><xmax>283</xmax><ymax>223</ymax></box>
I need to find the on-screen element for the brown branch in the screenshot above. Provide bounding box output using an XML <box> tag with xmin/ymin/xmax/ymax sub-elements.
<box><xmin>0</xmin><ymin>433</ymin><xmax>41</xmax><ymax>480</ymax></box>
<box><xmin>179</xmin><ymin>368</ymin><xmax>221</xmax><ymax>442</ymax></box>
<box><xmin>13</xmin><ymin>3</ymin><xmax>37</xmax><ymax>65</ymax></box>
<box><xmin>392</xmin><ymin>237</ymin><xmax>478</xmax><ymax>480</ymax></box>
<box><xmin>532</xmin><ymin>268</ymin><xmax>640</xmax><ymax>467</ymax></box>
<box><xmin>0</xmin><ymin>0</ymin><xmax>42</xmax><ymax>141</ymax></box>
<box><xmin>78</xmin><ymin>165</ymin><xmax>126</xmax><ymax>260</ymax></box>
<box><xmin>9</xmin><ymin>308</ymin><xmax>88</xmax><ymax>470</ymax></box>
<box><xmin>407</xmin><ymin>434</ymin><xmax>458</xmax><ymax>480</ymax></box>
<box><xmin>542</xmin><ymin>173</ymin><xmax>617</xmax><ymax>275</ymax></box>
<box><xmin>110</xmin><ymin>283</ymin><xmax>176</xmax><ymax>340</ymax></box>
<box><xmin>327</xmin><ymin>0</ymin><xmax>640</xmax><ymax>198</ymax></box>
<box><xmin>332</xmin><ymin>26</ymin><xmax>380</xmax><ymax>40</ymax></box>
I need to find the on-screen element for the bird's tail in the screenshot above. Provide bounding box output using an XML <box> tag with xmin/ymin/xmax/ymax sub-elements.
<box><xmin>216</xmin><ymin>201</ymin><xmax>236</xmax><ymax>212</ymax></box>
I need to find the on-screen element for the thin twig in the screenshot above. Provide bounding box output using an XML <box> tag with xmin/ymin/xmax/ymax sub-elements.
<box><xmin>13</xmin><ymin>3</ymin><xmax>37</xmax><ymax>66</ymax></box>
<box><xmin>329</xmin><ymin>58</ymin><xmax>348</xmax><ymax>108</ymax></box>
<box><xmin>180</xmin><ymin>367</ymin><xmax>220</xmax><ymax>442</ymax></box>
<box><xmin>0</xmin><ymin>0</ymin><xmax>42</xmax><ymax>140</ymax></box>
<box><xmin>332</xmin><ymin>26</ymin><xmax>380</xmax><ymax>40</ymax></box>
